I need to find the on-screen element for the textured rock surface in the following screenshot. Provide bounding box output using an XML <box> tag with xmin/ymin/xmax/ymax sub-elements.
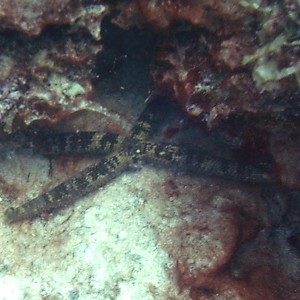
<box><xmin>0</xmin><ymin>30</ymin><xmax>106</xmax><ymax>133</ymax></box>
<box><xmin>113</xmin><ymin>0</ymin><xmax>248</xmax><ymax>32</ymax></box>
<box><xmin>0</xmin><ymin>0</ymin><xmax>109</xmax><ymax>38</ymax></box>
<box><xmin>0</xmin><ymin>1</ymin><xmax>299</xmax><ymax>299</ymax></box>
<box><xmin>0</xmin><ymin>11</ymin><xmax>152</xmax><ymax>135</ymax></box>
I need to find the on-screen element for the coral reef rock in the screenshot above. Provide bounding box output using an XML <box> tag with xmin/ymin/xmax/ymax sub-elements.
<box><xmin>0</xmin><ymin>1</ymin><xmax>300</xmax><ymax>299</ymax></box>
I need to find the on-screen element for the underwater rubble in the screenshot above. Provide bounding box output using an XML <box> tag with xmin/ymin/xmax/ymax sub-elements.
<box><xmin>0</xmin><ymin>1</ymin><xmax>299</xmax><ymax>299</ymax></box>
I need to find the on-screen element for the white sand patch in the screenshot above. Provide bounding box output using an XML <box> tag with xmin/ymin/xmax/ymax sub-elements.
<box><xmin>0</xmin><ymin>166</ymin><xmax>184</xmax><ymax>300</ymax></box>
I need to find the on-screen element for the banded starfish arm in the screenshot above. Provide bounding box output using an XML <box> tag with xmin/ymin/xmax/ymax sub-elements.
<box><xmin>128</xmin><ymin>141</ymin><xmax>274</xmax><ymax>185</ymax></box>
<box><xmin>3</xmin><ymin>98</ymin><xmax>275</xmax><ymax>224</ymax></box>
<box><xmin>4</xmin><ymin>152</ymin><xmax>132</xmax><ymax>223</ymax></box>
<box><xmin>34</xmin><ymin>100</ymin><xmax>167</xmax><ymax>156</ymax></box>
<box><xmin>36</xmin><ymin>132</ymin><xmax>123</xmax><ymax>155</ymax></box>
<box><xmin>4</xmin><ymin>102</ymin><xmax>160</xmax><ymax>223</ymax></box>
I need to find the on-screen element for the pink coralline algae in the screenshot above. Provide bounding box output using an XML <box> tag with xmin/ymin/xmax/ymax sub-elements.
<box><xmin>0</xmin><ymin>1</ymin><xmax>299</xmax><ymax>299</ymax></box>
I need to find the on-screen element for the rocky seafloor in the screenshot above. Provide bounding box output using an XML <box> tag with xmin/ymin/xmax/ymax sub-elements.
<box><xmin>0</xmin><ymin>1</ymin><xmax>299</xmax><ymax>299</ymax></box>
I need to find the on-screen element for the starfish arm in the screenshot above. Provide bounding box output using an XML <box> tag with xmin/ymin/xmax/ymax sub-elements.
<box><xmin>3</xmin><ymin>99</ymin><xmax>275</xmax><ymax>224</ymax></box>
<box><xmin>33</xmin><ymin>100</ymin><xmax>164</xmax><ymax>155</ymax></box>
<box><xmin>3</xmin><ymin>101</ymin><xmax>159</xmax><ymax>223</ymax></box>
<box><xmin>36</xmin><ymin>131</ymin><xmax>123</xmax><ymax>155</ymax></box>
<box><xmin>185</xmin><ymin>152</ymin><xmax>274</xmax><ymax>184</ymax></box>
<box><xmin>4</xmin><ymin>152</ymin><xmax>131</xmax><ymax>223</ymax></box>
<box><xmin>130</xmin><ymin>141</ymin><xmax>274</xmax><ymax>184</ymax></box>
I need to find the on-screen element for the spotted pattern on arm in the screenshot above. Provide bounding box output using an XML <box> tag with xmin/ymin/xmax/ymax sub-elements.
<box><xmin>4</xmin><ymin>101</ymin><xmax>274</xmax><ymax>223</ymax></box>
